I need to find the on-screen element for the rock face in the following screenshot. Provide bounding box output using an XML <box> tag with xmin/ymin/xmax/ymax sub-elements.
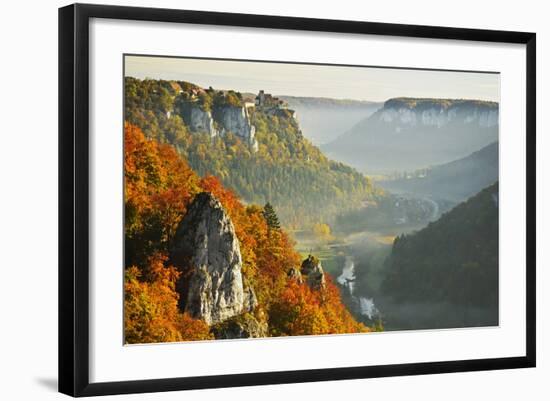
<box><xmin>323</xmin><ymin>98</ymin><xmax>499</xmax><ymax>174</ymax></box>
<box><xmin>379</xmin><ymin>98</ymin><xmax>499</xmax><ymax>128</ymax></box>
<box><xmin>242</xmin><ymin>279</ymin><xmax>259</xmax><ymax>312</ymax></box>
<box><xmin>180</xmin><ymin>105</ymin><xmax>218</xmax><ymax>137</ymax></box>
<box><xmin>218</xmin><ymin>106</ymin><xmax>258</xmax><ymax>151</ymax></box>
<box><xmin>300</xmin><ymin>255</ymin><xmax>318</xmax><ymax>275</ymax></box>
<box><xmin>306</xmin><ymin>264</ymin><xmax>326</xmax><ymax>290</ymax></box>
<box><xmin>300</xmin><ymin>255</ymin><xmax>326</xmax><ymax>290</ymax></box>
<box><xmin>178</xmin><ymin>102</ymin><xmax>258</xmax><ymax>151</ymax></box>
<box><xmin>170</xmin><ymin>192</ymin><xmax>255</xmax><ymax>325</ymax></box>
<box><xmin>189</xmin><ymin>107</ymin><xmax>218</xmax><ymax>137</ymax></box>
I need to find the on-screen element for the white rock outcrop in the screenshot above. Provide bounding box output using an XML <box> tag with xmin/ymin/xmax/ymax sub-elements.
<box><xmin>188</xmin><ymin>106</ymin><xmax>218</xmax><ymax>137</ymax></box>
<box><xmin>378</xmin><ymin>103</ymin><xmax>499</xmax><ymax>128</ymax></box>
<box><xmin>170</xmin><ymin>192</ymin><xmax>253</xmax><ymax>325</ymax></box>
<box><xmin>218</xmin><ymin>106</ymin><xmax>258</xmax><ymax>151</ymax></box>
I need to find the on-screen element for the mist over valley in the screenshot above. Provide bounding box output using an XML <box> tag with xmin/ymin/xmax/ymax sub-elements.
<box><xmin>123</xmin><ymin>61</ymin><xmax>500</xmax><ymax>342</ymax></box>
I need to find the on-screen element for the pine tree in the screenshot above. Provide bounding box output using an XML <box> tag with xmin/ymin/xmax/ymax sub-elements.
<box><xmin>263</xmin><ymin>202</ymin><xmax>281</xmax><ymax>230</ymax></box>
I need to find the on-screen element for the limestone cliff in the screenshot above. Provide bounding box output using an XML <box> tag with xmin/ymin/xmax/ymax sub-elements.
<box><xmin>323</xmin><ymin>97</ymin><xmax>499</xmax><ymax>174</ymax></box>
<box><xmin>188</xmin><ymin>106</ymin><xmax>218</xmax><ymax>137</ymax></box>
<box><xmin>176</xmin><ymin>103</ymin><xmax>219</xmax><ymax>137</ymax></box>
<box><xmin>169</xmin><ymin>192</ymin><xmax>256</xmax><ymax>325</ymax></box>
<box><xmin>216</xmin><ymin>106</ymin><xmax>258</xmax><ymax>151</ymax></box>
<box><xmin>379</xmin><ymin>98</ymin><xmax>499</xmax><ymax>128</ymax></box>
<box><xmin>176</xmin><ymin>101</ymin><xmax>258</xmax><ymax>150</ymax></box>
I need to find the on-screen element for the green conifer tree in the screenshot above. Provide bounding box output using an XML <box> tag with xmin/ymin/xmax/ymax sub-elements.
<box><xmin>262</xmin><ymin>202</ymin><xmax>281</xmax><ymax>230</ymax></box>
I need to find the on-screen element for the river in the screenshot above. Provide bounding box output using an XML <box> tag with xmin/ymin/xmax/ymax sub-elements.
<box><xmin>337</xmin><ymin>255</ymin><xmax>380</xmax><ymax>320</ymax></box>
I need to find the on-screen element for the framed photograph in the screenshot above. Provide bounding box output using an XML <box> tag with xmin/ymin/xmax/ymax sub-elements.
<box><xmin>59</xmin><ymin>3</ymin><xmax>536</xmax><ymax>397</ymax></box>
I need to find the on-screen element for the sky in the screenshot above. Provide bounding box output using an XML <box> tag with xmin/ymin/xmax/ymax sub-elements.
<box><xmin>124</xmin><ymin>55</ymin><xmax>500</xmax><ymax>103</ymax></box>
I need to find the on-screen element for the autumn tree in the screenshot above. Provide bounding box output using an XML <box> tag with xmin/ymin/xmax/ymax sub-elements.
<box><xmin>269</xmin><ymin>277</ymin><xmax>368</xmax><ymax>336</ymax></box>
<box><xmin>124</xmin><ymin>253</ymin><xmax>212</xmax><ymax>344</ymax></box>
<box><xmin>312</xmin><ymin>222</ymin><xmax>333</xmax><ymax>242</ymax></box>
<box><xmin>123</xmin><ymin>122</ymin><xmax>371</xmax><ymax>343</ymax></box>
<box><xmin>124</xmin><ymin>122</ymin><xmax>200</xmax><ymax>268</ymax></box>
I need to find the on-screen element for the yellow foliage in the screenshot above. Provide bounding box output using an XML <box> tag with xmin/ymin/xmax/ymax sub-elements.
<box><xmin>312</xmin><ymin>223</ymin><xmax>333</xmax><ymax>242</ymax></box>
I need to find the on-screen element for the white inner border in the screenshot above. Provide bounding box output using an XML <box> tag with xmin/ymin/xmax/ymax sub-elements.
<box><xmin>89</xmin><ymin>18</ymin><xmax>527</xmax><ymax>383</ymax></box>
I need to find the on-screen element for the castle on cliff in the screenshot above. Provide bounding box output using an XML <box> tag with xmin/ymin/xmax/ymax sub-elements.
<box><xmin>255</xmin><ymin>90</ymin><xmax>297</xmax><ymax>119</ymax></box>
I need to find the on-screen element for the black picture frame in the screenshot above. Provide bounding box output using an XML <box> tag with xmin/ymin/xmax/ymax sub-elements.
<box><xmin>59</xmin><ymin>3</ymin><xmax>536</xmax><ymax>397</ymax></box>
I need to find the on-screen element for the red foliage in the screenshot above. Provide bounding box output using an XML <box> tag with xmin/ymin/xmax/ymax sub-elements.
<box><xmin>123</xmin><ymin>122</ymin><xmax>368</xmax><ymax>342</ymax></box>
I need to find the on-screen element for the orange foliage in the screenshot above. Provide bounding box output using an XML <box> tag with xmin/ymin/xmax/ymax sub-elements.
<box><xmin>269</xmin><ymin>277</ymin><xmax>369</xmax><ymax>337</ymax></box>
<box><xmin>124</xmin><ymin>253</ymin><xmax>213</xmax><ymax>344</ymax></box>
<box><xmin>199</xmin><ymin>175</ymin><xmax>242</xmax><ymax>217</ymax></box>
<box><xmin>176</xmin><ymin>313</ymin><xmax>215</xmax><ymax>341</ymax></box>
<box><xmin>124</xmin><ymin>122</ymin><xmax>368</xmax><ymax>342</ymax></box>
<box><xmin>124</xmin><ymin>122</ymin><xmax>201</xmax><ymax>267</ymax></box>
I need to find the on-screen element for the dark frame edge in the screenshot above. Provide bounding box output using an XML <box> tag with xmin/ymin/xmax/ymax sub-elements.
<box><xmin>525</xmin><ymin>33</ymin><xmax>536</xmax><ymax>368</ymax></box>
<box><xmin>76</xmin><ymin>356</ymin><xmax>531</xmax><ymax>397</ymax></box>
<box><xmin>59</xmin><ymin>3</ymin><xmax>537</xmax><ymax>397</ymax></box>
<box><xmin>72</xmin><ymin>2</ymin><xmax>534</xmax><ymax>43</ymax></box>
<box><xmin>59</xmin><ymin>3</ymin><xmax>91</xmax><ymax>397</ymax></box>
<box><xmin>58</xmin><ymin>3</ymin><xmax>76</xmax><ymax>397</ymax></box>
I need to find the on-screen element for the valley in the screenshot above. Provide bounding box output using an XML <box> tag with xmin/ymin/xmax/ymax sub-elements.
<box><xmin>290</xmin><ymin>97</ymin><xmax>500</xmax><ymax>330</ymax></box>
<box><xmin>280</xmin><ymin>95</ymin><xmax>381</xmax><ymax>145</ymax></box>
<box><xmin>123</xmin><ymin>66</ymin><xmax>499</xmax><ymax>342</ymax></box>
<box><xmin>291</xmin><ymin>193</ymin><xmax>443</xmax><ymax>330</ymax></box>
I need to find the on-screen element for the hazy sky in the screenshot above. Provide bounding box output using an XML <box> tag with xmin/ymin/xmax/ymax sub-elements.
<box><xmin>125</xmin><ymin>55</ymin><xmax>500</xmax><ymax>102</ymax></box>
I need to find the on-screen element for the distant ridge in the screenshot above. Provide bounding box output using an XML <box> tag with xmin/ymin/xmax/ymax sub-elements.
<box><xmin>379</xmin><ymin>141</ymin><xmax>498</xmax><ymax>203</ymax></box>
<box><xmin>384</xmin><ymin>97</ymin><xmax>498</xmax><ymax>110</ymax></box>
<box><xmin>279</xmin><ymin>95</ymin><xmax>380</xmax><ymax>108</ymax></box>
<box><xmin>322</xmin><ymin>97</ymin><xmax>499</xmax><ymax>173</ymax></box>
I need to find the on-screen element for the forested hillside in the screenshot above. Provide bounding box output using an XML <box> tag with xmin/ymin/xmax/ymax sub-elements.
<box><xmin>124</xmin><ymin>123</ymin><xmax>368</xmax><ymax>343</ymax></box>
<box><xmin>379</xmin><ymin>183</ymin><xmax>499</xmax><ymax>329</ymax></box>
<box><xmin>125</xmin><ymin>77</ymin><xmax>376</xmax><ymax>228</ymax></box>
